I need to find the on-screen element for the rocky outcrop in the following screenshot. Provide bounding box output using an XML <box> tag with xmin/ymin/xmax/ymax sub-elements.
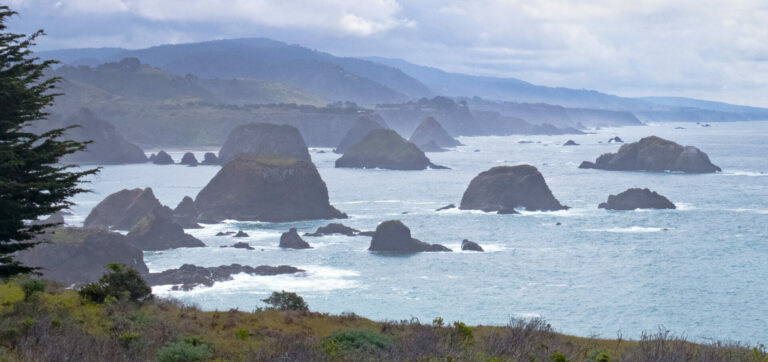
<box><xmin>579</xmin><ymin>136</ymin><xmax>721</xmax><ymax>173</ymax></box>
<box><xmin>608</xmin><ymin>136</ymin><xmax>624</xmax><ymax>143</ymax></box>
<box><xmin>194</xmin><ymin>154</ymin><xmax>346</xmax><ymax>222</ymax></box>
<box><xmin>460</xmin><ymin>165</ymin><xmax>568</xmax><ymax>213</ymax></box>
<box><xmin>15</xmin><ymin>227</ymin><xmax>148</xmax><ymax>285</ymax></box>
<box><xmin>151</xmin><ymin>150</ymin><xmax>174</xmax><ymax>165</ymax></box>
<box><xmin>368</xmin><ymin>220</ymin><xmax>451</xmax><ymax>253</ymax></box>
<box><xmin>126</xmin><ymin>207</ymin><xmax>205</xmax><ymax>251</ymax></box>
<box><xmin>231</xmin><ymin>242</ymin><xmax>254</xmax><ymax>250</ymax></box>
<box><xmin>304</xmin><ymin>223</ymin><xmax>359</xmax><ymax>237</ymax></box>
<box><xmin>201</xmin><ymin>152</ymin><xmax>220</xmax><ymax>165</ymax></box>
<box><xmin>335</xmin><ymin>115</ymin><xmax>388</xmax><ymax>154</ymax></box>
<box><xmin>84</xmin><ymin>188</ymin><xmax>163</xmax><ymax>230</ymax></box>
<box><xmin>171</xmin><ymin>196</ymin><xmax>202</xmax><ymax>229</ymax></box>
<box><xmin>218</xmin><ymin>123</ymin><xmax>311</xmax><ymax>164</ymax></box>
<box><xmin>233</xmin><ymin>231</ymin><xmax>249</xmax><ymax>237</ymax></box>
<box><xmin>461</xmin><ymin>239</ymin><xmax>484</xmax><ymax>252</ymax></box>
<box><xmin>180</xmin><ymin>152</ymin><xmax>198</xmax><ymax>166</ymax></box>
<box><xmin>279</xmin><ymin>228</ymin><xmax>311</xmax><ymax>249</ymax></box>
<box><xmin>563</xmin><ymin>140</ymin><xmax>578</xmax><ymax>146</ymax></box>
<box><xmin>598</xmin><ymin>188</ymin><xmax>676</xmax><ymax>210</ymax></box>
<box><xmin>145</xmin><ymin>264</ymin><xmax>303</xmax><ymax>291</ymax></box>
<box><xmin>409</xmin><ymin>117</ymin><xmax>463</xmax><ymax>151</ymax></box>
<box><xmin>335</xmin><ymin>129</ymin><xmax>446</xmax><ymax>170</ymax></box>
<box><xmin>435</xmin><ymin>204</ymin><xmax>456</xmax><ymax>211</ymax></box>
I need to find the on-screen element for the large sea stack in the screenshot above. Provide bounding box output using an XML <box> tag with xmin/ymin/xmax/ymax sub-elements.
<box><xmin>334</xmin><ymin>115</ymin><xmax>388</xmax><ymax>154</ymax></box>
<box><xmin>194</xmin><ymin>154</ymin><xmax>347</xmax><ymax>222</ymax></box>
<box><xmin>598</xmin><ymin>188</ymin><xmax>676</xmax><ymax>210</ymax></box>
<box><xmin>460</xmin><ymin>165</ymin><xmax>568</xmax><ymax>213</ymax></box>
<box><xmin>126</xmin><ymin>207</ymin><xmax>205</xmax><ymax>250</ymax></box>
<box><xmin>409</xmin><ymin>117</ymin><xmax>463</xmax><ymax>150</ymax></box>
<box><xmin>335</xmin><ymin>129</ymin><xmax>446</xmax><ymax>170</ymax></box>
<box><xmin>218</xmin><ymin>123</ymin><xmax>311</xmax><ymax>164</ymax></box>
<box><xmin>84</xmin><ymin>188</ymin><xmax>163</xmax><ymax>230</ymax></box>
<box><xmin>579</xmin><ymin>136</ymin><xmax>721</xmax><ymax>173</ymax></box>
<box><xmin>368</xmin><ymin>220</ymin><xmax>451</xmax><ymax>253</ymax></box>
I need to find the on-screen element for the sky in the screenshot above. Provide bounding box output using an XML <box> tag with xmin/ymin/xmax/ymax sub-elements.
<box><xmin>5</xmin><ymin>0</ymin><xmax>768</xmax><ymax>107</ymax></box>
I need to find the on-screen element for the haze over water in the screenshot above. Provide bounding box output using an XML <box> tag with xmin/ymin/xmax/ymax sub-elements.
<box><xmin>66</xmin><ymin>121</ymin><xmax>768</xmax><ymax>343</ymax></box>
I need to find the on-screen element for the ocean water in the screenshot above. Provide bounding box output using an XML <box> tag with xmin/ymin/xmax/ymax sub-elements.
<box><xmin>66</xmin><ymin>122</ymin><xmax>768</xmax><ymax>343</ymax></box>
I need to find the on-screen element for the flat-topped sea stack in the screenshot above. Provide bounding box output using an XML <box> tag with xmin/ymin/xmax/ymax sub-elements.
<box><xmin>335</xmin><ymin>129</ymin><xmax>446</xmax><ymax>170</ymax></box>
<box><xmin>218</xmin><ymin>123</ymin><xmax>311</xmax><ymax>164</ymax></box>
<box><xmin>460</xmin><ymin>165</ymin><xmax>568</xmax><ymax>213</ymax></box>
<box><xmin>409</xmin><ymin>117</ymin><xmax>463</xmax><ymax>151</ymax></box>
<box><xmin>599</xmin><ymin>188</ymin><xmax>676</xmax><ymax>210</ymax></box>
<box><xmin>194</xmin><ymin>154</ymin><xmax>347</xmax><ymax>222</ymax></box>
<box><xmin>579</xmin><ymin>136</ymin><xmax>721</xmax><ymax>173</ymax></box>
<box><xmin>369</xmin><ymin>220</ymin><xmax>451</xmax><ymax>253</ymax></box>
<box><xmin>126</xmin><ymin>207</ymin><xmax>205</xmax><ymax>250</ymax></box>
<box><xmin>334</xmin><ymin>115</ymin><xmax>388</xmax><ymax>154</ymax></box>
<box><xmin>84</xmin><ymin>187</ymin><xmax>163</xmax><ymax>230</ymax></box>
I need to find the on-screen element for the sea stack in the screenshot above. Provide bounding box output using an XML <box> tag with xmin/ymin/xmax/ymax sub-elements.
<box><xmin>126</xmin><ymin>207</ymin><xmax>205</xmax><ymax>250</ymax></box>
<box><xmin>368</xmin><ymin>220</ymin><xmax>451</xmax><ymax>253</ymax></box>
<box><xmin>409</xmin><ymin>117</ymin><xmax>463</xmax><ymax>151</ymax></box>
<box><xmin>152</xmin><ymin>150</ymin><xmax>174</xmax><ymax>165</ymax></box>
<box><xmin>579</xmin><ymin>136</ymin><xmax>721</xmax><ymax>173</ymax></box>
<box><xmin>180</xmin><ymin>152</ymin><xmax>198</xmax><ymax>166</ymax></box>
<box><xmin>279</xmin><ymin>228</ymin><xmax>311</xmax><ymax>249</ymax></box>
<box><xmin>334</xmin><ymin>115</ymin><xmax>388</xmax><ymax>154</ymax></box>
<box><xmin>84</xmin><ymin>188</ymin><xmax>163</xmax><ymax>230</ymax></box>
<box><xmin>335</xmin><ymin>129</ymin><xmax>446</xmax><ymax>170</ymax></box>
<box><xmin>460</xmin><ymin>165</ymin><xmax>568</xmax><ymax>213</ymax></box>
<box><xmin>598</xmin><ymin>188</ymin><xmax>676</xmax><ymax>210</ymax></box>
<box><xmin>201</xmin><ymin>152</ymin><xmax>220</xmax><ymax>165</ymax></box>
<box><xmin>194</xmin><ymin>154</ymin><xmax>347</xmax><ymax>222</ymax></box>
<box><xmin>218</xmin><ymin>123</ymin><xmax>311</xmax><ymax>164</ymax></box>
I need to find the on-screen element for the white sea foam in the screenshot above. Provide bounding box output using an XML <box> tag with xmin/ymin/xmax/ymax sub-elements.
<box><xmin>726</xmin><ymin>208</ymin><xmax>768</xmax><ymax>215</ymax></box>
<box><xmin>721</xmin><ymin>170</ymin><xmax>767</xmax><ymax>177</ymax></box>
<box><xmin>584</xmin><ymin>226</ymin><xmax>670</xmax><ymax>233</ymax></box>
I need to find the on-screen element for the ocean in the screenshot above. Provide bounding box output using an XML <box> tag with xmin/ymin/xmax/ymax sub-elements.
<box><xmin>65</xmin><ymin>121</ymin><xmax>768</xmax><ymax>343</ymax></box>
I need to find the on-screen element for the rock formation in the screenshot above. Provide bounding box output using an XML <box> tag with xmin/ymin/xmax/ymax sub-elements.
<box><xmin>368</xmin><ymin>220</ymin><xmax>451</xmax><ymax>253</ymax></box>
<box><xmin>598</xmin><ymin>188</ymin><xmax>676</xmax><ymax>210</ymax></box>
<box><xmin>218</xmin><ymin>123</ymin><xmax>311</xmax><ymax>164</ymax></box>
<box><xmin>172</xmin><ymin>196</ymin><xmax>202</xmax><ymax>228</ymax></box>
<box><xmin>335</xmin><ymin>129</ymin><xmax>446</xmax><ymax>170</ymax></box>
<box><xmin>461</xmin><ymin>239</ymin><xmax>484</xmax><ymax>252</ymax></box>
<box><xmin>579</xmin><ymin>136</ymin><xmax>721</xmax><ymax>173</ymax></box>
<box><xmin>233</xmin><ymin>231</ymin><xmax>249</xmax><ymax>237</ymax></box>
<box><xmin>460</xmin><ymin>165</ymin><xmax>568</xmax><ymax>213</ymax></box>
<box><xmin>279</xmin><ymin>228</ymin><xmax>311</xmax><ymax>249</ymax></box>
<box><xmin>435</xmin><ymin>204</ymin><xmax>456</xmax><ymax>211</ymax></box>
<box><xmin>304</xmin><ymin>223</ymin><xmax>359</xmax><ymax>237</ymax></box>
<box><xmin>201</xmin><ymin>152</ymin><xmax>220</xmax><ymax>165</ymax></box>
<box><xmin>144</xmin><ymin>264</ymin><xmax>303</xmax><ymax>290</ymax></box>
<box><xmin>84</xmin><ymin>188</ymin><xmax>163</xmax><ymax>230</ymax></box>
<box><xmin>180</xmin><ymin>152</ymin><xmax>198</xmax><ymax>166</ymax></box>
<box><xmin>231</xmin><ymin>242</ymin><xmax>254</xmax><ymax>250</ymax></box>
<box><xmin>409</xmin><ymin>117</ymin><xmax>463</xmax><ymax>150</ymax></box>
<box><xmin>194</xmin><ymin>154</ymin><xmax>347</xmax><ymax>222</ymax></box>
<box><xmin>126</xmin><ymin>207</ymin><xmax>205</xmax><ymax>250</ymax></box>
<box><xmin>152</xmin><ymin>150</ymin><xmax>174</xmax><ymax>165</ymax></box>
<box><xmin>334</xmin><ymin>115</ymin><xmax>388</xmax><ymax>154</ymax></box>
<box><xmin>608</xmin><ymin>136</ymin><xmax>624</xmax><ymax>143</ymax></box>
<box><xmin>563</xmin><ymin>140</ymin><xmax>579</xmax><ymax>146</ymax></box>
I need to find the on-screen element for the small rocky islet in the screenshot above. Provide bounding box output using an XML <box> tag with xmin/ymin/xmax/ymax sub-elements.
<box><xmin>579</xmin><ymin>136</ymin><xmax>721</xmax><ymax>173</ymax></box>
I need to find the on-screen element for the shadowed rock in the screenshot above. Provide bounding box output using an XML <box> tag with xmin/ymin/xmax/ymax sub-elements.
<box><xmin>304</xmin><ymin>223</ymin><xmax>359</xmax><ymax>237</ymax></box>
<box><xmin>598</xmin><ymin>188</ymin><xmax>676</xmax><ymax>210</ymax></box>
<box><xmin>232</xmin><ymin>242</ymin><xmax>254</xmax><ymax>250</ymax></box>
<box><xmin>180</xmin><ymin>152</ymin><xmax>198</xmax><ymax>166</ymax></box>
<box><xmin>194</xmin><ymin>154</ymin><xmax>347</xmax><ymax>222</ymax></box>
<box><xmin>218</xmin><ymin>123</ymin><xmax>311</xmax><ymax>164</ymax></box>
<box><xmin>563</xmin><ymin>140</ymin><xmax>578</xmax><ymax>146</ymax></box>
<box><xmin>368</xmin><ymin>220</ymin><xmax>451</xmax><ymax>253</ymax></box>
<box><xmin>461</xmin><ymin>239</ymin><xmax>484</xmax><ymax>252</ymax></box>
<box><xmin>435</xmin><ymin>204</ymin><xmax>456</xmax><ymax>211</ymax></box>
<box><xmin>152</xmin><ymin>150</ymin><xmax>174</xmax><ymax>165</ymax></box>
<box><xmin>608</xmin><ymin>136</ymin><xmax>624</xmax><ymax>143</ymax></box>
<box><xmin>127</xmin><ymin>207</ymin><xmax>205</xmax><ymax>250</ymax></box>
<box><xmin>233</xmin><ymin>231</ymin><xmax>249</xmax><ymax>237</ymax></box>
<box><xmin>172</xmin><ymin>196</ymin><xmax>202</xmax><ymax>229</ymax></box>
<box><xmin>460</xmin><ymin>165</ymin><xmax>568</xmax><ymax>213</ymax></box>
<box><xmin>145</xmin><ymin>264</ymin><xmax>303</xmax><ymax>290</ymax></box>
<box><xmin>334</xmin><ymin>115</ymin><xmax>388</xmax><ymax>154</ymax></box>
<box><xmin>335</xmin><ymin>129</ymin><xmax>446</xmax><ymax>170</ymax></box>
<box><xmin>84</xmin><ymin>188</ymin><xmax>163</xmax><ymax>230</ymax></box>
<box><xmin>579</xmin><ymin>136</ymin><xmax>721</xmax><ymax>173</ymax></box>
<box><xmin>201</xmin><ymin>152</ymin><xmax>220</xmax><ymax>165</ymax></box>
<box><xmin>409</xmin><ymin>117</ymin><xmax>463</xmax><ymax>150</ymax></box>
<box><xmin>279</xmin><ymin>228</ymin><xmax>311</xmax><ymax>249</ymax></box>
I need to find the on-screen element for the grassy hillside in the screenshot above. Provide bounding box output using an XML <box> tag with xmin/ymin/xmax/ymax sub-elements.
<box><xmin>0</xmin><ymin>280</ymin><xmax>765</xmax><ymax>361</ymax></box>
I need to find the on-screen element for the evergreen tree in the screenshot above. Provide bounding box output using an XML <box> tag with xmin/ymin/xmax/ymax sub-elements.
<box><xmin>0</xmin><ymin>6</ymin><xmax>98</xmax><ymax>277</ymax></box>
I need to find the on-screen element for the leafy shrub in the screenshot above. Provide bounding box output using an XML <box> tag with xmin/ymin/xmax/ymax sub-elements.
<box><xmin>324</xmin><ymin>330</ymin><xmax>389</xmax><ymax>351</ymax></box>
<box><xmin>235</xmin><ymin>329</ymin><xmax>249</xmax><ymax>341</ymax></box>
<box><xmin>551</xmin><ymin>351</ymin><xmax>570</xmax><ymax>362</ymax></box>
<box><xmin>453</xmin><ymin>321</ymin><xmax>473</xmax><ymax>345</ymax></box>
<box><xmin>432</xmin><ymin>316</ymin><xmax>444</xmax><ymax>327</ymax></box>
<box><xmin>588</xmin><ymin>349</ymin><xmax>612</xmax><ymax>362</ymax></box>
<box><xmin>20</xmin><ymin>279</ymin><xmax>45</xmax><ymax>301</ymax></box>
<box><xmin>78</xmin><ymin>263</ymin><xmax>151</xmax><ymax>303</ymax></box>
<box><xmin>155</xmin><ymin>340</ymin><xmax>212</xmax><ymax>362</ymax></box>
<box><xmin>261</xmin><ymin>290</ymin><xmax>308</xmax><ymax>311</ymax></box>
<box><xmin>118</xmin><ymin>332</ymin><xmax>141</xmax><ymax>348</ymax></box>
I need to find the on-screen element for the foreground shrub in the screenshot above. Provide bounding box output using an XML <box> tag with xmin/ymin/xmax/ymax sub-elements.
<box><xmin>79</xmin><ymin>263</ymin><xmax>151</xmax><ymax>303</ymax></box>
<box><xmin>155</xmin><ymin>340</ymin><xmax>212</xmax><ymax>362</ymax></box>
<box><xmin>324</xmin><ymin>330</ymin><xmax>390</xmax><ymax>352</ymax></box>
<box><xmin>20</xmin><ymin>280</ymin><xmax>45</xmax><ymax>301</ymax></box>
<box><xmin>261</xmin><ymin>290</ymin><xmax>308</xmax><ymax>311</ymax></box>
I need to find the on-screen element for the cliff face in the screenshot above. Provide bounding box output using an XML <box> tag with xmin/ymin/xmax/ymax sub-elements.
<box><xmin>460</xmin><ymin>165</ymin><xmax>568</xmax><ymax>213</ymax></box>
<box><xmin>335</xmin><ymin>129</ymin><xmax>440</xmax><ymax>170</ymax></box>
<box><xmin>195</xmin><ymin>154</ymin><xmax>346</xmax><ymax>222</ymax></box>
<box><xmin>218</xmin><ymin>123</ymin><xmax>311</xmax><ymax>165</ymax></box>
<box><xmin>579</xmin><ymin>136</ymin><xmax>721</xmax><ymax>173</ymax></box>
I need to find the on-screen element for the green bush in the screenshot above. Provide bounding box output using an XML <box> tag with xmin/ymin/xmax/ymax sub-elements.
<box><xmin>235</xmin><ymin>329</ymin><xmax>249</xmax><ymax>341</ymax></box>
<box><xmin>261</xmin><ymin>290</ymin><xmax>308</xmax><ymax>311</ymax></box>
<box><xmin>588</xmin><ymin>349</ymin><xmax>612</xmax><ymax>362</ymax></box>
<box><xmin>20</xmin><ymin>279</ymin><xmax>45</xmax><ymax>301</ymax></box>
<box><xmin>323</xmin><ymin>330</ymin><xmax>389</xmax><ymax>353</ymax></box>
<box><xmin>155</xmin><ymin>340</ymin><xmax>212</xmax><ymax>362</ymax></box>
<box><xmin>453</xmin><ymin>321</ymin><xmax>474</xmax><ymax>345</ymax></box>
<box><xmin>79</xmin><ymin>263</ymin><xmax>151</xmax><ymax>303</ymax></box>
<box><xmin>551</xmin><ymin>351</ymin><xmax>570</xmax><ymax>362</ymax></box>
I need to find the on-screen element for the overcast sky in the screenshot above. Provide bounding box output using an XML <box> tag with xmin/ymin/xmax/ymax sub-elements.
<box><xmin>6</xmin><ymin>0</ymin><xmax>768</xmax><ymax>107</ymax></box>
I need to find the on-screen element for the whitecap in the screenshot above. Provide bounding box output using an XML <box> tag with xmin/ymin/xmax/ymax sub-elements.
<box><xmin>720</xmin><ymin>170</ymin><xmax>766</xmax><ymax>177</ymax></box>
<box><xmin>725</xmin><ymin>208</ymin><xmax>768</xmax><ymax>215</ymax></box>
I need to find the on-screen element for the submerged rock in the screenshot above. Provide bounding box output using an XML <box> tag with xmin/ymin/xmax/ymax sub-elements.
<box><xmin>218</xmin><ymin>123</ymin><xmax>311</xmax><ymax>164</ymax></box>
<box><xmin>461</xmin><ymin>239</ymin><xmax>484</xmax><ymax>252</ymax></box>
<box><xmin>194</xmin><ymin>154</ymin><xmax>347</xmax><ymax>222</ymax></box>
<box><xmin>201</xmin><ymin>152</ymin><xmax>220</xmax><ymax>165</ymax></box>
<box><xmin>335</xmin><ymin>129</ymin><xmax>446</xmax><ymax>170</ymax></box>
<box><xmin>279</xmin><ymin>228</ymin><xmax>311</xmax><ymax>249</ymax></box>
<box><xmin>145</xmin><ymin>264</ymin><xmax>303</xmax><ymax>290</ymax></box>
<box><xmin>127</xmin><ymin>207</ymin><xmax>205</xmax><ymax>251</ymax></box>
<box><xmin>84</xmin><ymin>188</ymin><xmax>163</xmax><ymax>230</ymax></box>
<box><xmin>152</xmin><ymin>150</ymin><xmax>174</xmax><ymax>165</ymax></box>
<box><xmin>334</xmin><ymin>115</ymin><xmax>388</xmax><ymax>154</ymax></box>
<box><xmin>435</xmin><ymin>204</ymin><xmax>456</xmax><ymax>211</ymax></box>
<box><xmin>304</xmin><ymin>223</ymin><xmax>359</xmax><ymax>237</ymax></box>
<box><xmin>368</xmin><ymin>220</ymin><xmax>452</xmax><ymax>253</ymax></box>
<box><xmin>598</xmin><ymin>188</ymin><xmax>676</xmax><ymax>210</ymax></box>
<box><xmin>563</xmin><ymin>140</ymin><xmax>579</xmax><ymax>146</ymax></box>
<box><xmin>579</xmin><ymin>136</ymin><xmax>721</xmax><ymax>173</ymax></box>
<box><xmin>409</xmin><ymin>117</ymin><xmax>463</xmax><ymax>150</ymax></box>
<box><xmin>180</xmin><ymin>152</ymin><xmax>198</xmax><ymax>166</ymax></box>
<box><xmin>460</xmin><ymin>165</ymin><xmax>568</xmax><ymax>213</ymax></box>
<box><xmin>216</xmin><ymin>231</ymin><xmax>235</xmax><ymax>236</ymax></box>
<box><xmin>231</xmin><ymin>242</ymin><xmax>254</xmax><ymax>250</ymax></box>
